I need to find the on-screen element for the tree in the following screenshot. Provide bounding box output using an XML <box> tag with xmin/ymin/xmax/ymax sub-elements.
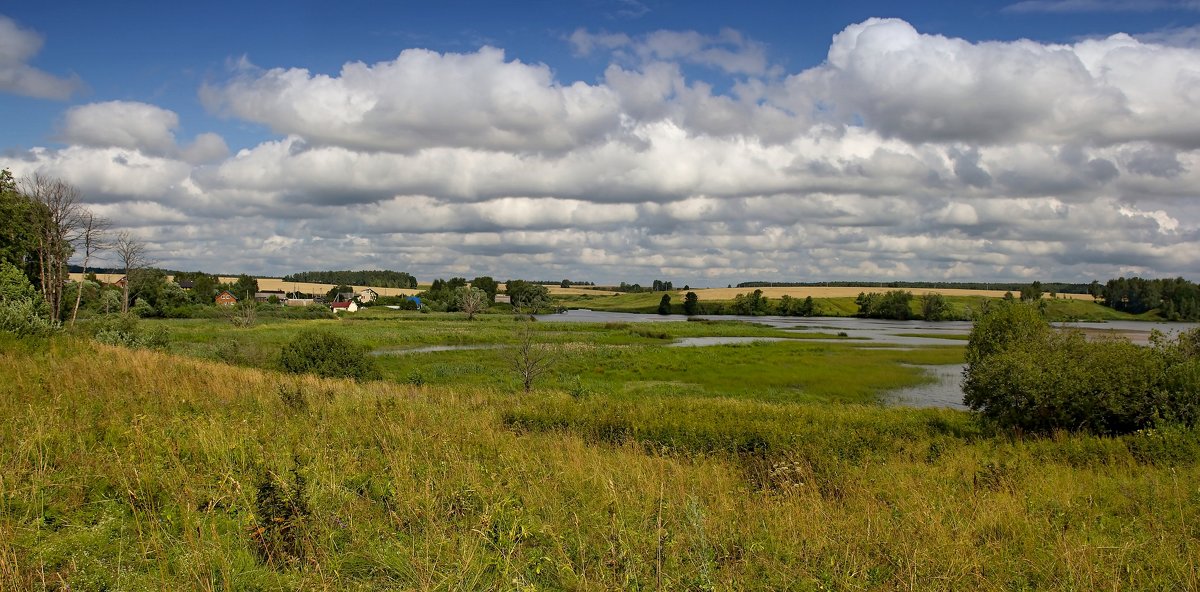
<box><xmin>456</xmin><ymin>286</ymin><xmax>488</xmax><ymax>320</ymax></box>
<box><xmin>683</xmin><ymin>291</ymin><xmax>699</xmax><ymax>316</ymax></box>
<box><xmin>470</xmin><ymin>276</ymin><xmax>499</xmax><ymax>303</ymax></box>
<box><xmin>919</xmin><ymin>292</ymin><xmax>950</xmax><ymax>321</ymax></box>
<box><xmin>507</xmin><ymin>280</ymin><xmax>551</xmax><ymax>313</ymax></box>
<box><xmin>0</xmin><ymin>261</ymin><xmax>55</xmax><ymax>337</ymax></box>
<box><xmin>560</xmin><ymin>279</ymin><xmax>571</xmax><ymax>288</ymax></box>
<box><xmin>22</xmin><ymin>174</ymin><xmax>83</xmax><ymax>323</ymax></box>
<box><xmin>510</xmin><ymin>323</ymin><xmax>557</xmax><ymax>393</ymax></box>
<box><xmin>114</xmin><ymin>232</ymin><xmax>150</xmax><ymax>313</ymax></box>
<box><xmin>657</xmin><ymin>293</ymin><xmax>671</xmax><ymax>315</ymax></box>
<box><xmin>0</xmin><ymin>169</ymin><xmax>41</xmax><ymax>280</ymax></box>
<box><xmin>325</xmin><ymin>284</ymin><xmax>353</xmax><ymax>302</ymax></box>
<box><xmin>233</xmin><ymin>275</ymin><xmax>259</xmax><ymax>302</ymax></box>
<box><xmin>1019</xmin><ymin>281</ymin><xmax>1043</xmax><ymax>302</ymax></box>
<box><xmin>70</xmin><ymin>211</ymin><xmax>110</xmax><ymax>324</ymax></box>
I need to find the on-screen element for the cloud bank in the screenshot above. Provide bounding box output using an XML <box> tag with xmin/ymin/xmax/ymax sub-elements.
<box><xmin>3</xmin><ymin>18</ymin><xmax>1200</xmax><ymax>283</ymax></box>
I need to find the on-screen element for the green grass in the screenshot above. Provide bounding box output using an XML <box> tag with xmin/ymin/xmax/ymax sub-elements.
<box><xmin>896</xmin><ymin>333</ymin><xmax>971</xmax><ymax>341</ymax></box>
<box><xmin>157</xmin><ymin>313</ymin><xmax>955</xmax><ymax>404</ymax></box>
<box><xmin>1</xmin><ymin>336</ymin><xmax>1198</xmax><ymax>590</ymax></box>
<box><xmin>552</xmin><ymin>292</ymin><xmax>1153</xmax><ymax>321</ymax></box>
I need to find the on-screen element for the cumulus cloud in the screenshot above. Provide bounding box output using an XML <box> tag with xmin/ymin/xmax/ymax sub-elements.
<box><xmin>0</xmin><ymin>14</ymin><xmax>82</xmax><ymax>99</ymax></box>
<box><xmin>3</xmin><ymin>18</ymin><xmax>1200</xmax><ymax>282</ymax></box>
<box><xmin>785</xmin><ymin>18</ymin><xmax>1200</xmax><ymax>148</ymax></box>
<box><xmin>200</xmin><ymin>48</ymin><xmax>621</xmax><ymax>153</ymax></box>
<box><xmin>59</xmin><ymin>101</ymin><xmax>230</xmax><ymax>164</ymax></box>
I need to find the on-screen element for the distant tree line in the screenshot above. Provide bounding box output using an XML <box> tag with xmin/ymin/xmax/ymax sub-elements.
<box><xmin>1099</xmin><ymin>277</ymin><xmax>1200</xmax><ymax>320</ymax></box>
<box><xmin>738</xmin><ymin>280</ymin><xmax>1092</xmax><ymax>294</ymax></box>
<box><xmin>525</xmin><ymin>280</ymin><xmax>594</xmax><ymax>287</ymax></box>
<box><xmin>282</xmin><ymin>270</ymin><xmax>418</xmax><ymax>288</ymax></box>
<box><xmin>615</xmin><ymin>280</ymin><xmax>676</xmax><ymax>293</ymax></box>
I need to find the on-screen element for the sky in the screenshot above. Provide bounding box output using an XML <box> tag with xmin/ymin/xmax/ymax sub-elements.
<box><xmin>2</xmin><ymin>1</ymin><xmax>1200</xmax><ymax>285</ymax></box>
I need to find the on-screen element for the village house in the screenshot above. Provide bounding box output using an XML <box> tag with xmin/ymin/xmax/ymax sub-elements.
<box><xmin>255</xmin><ymin>290</ymin><xmax>288</xmax><ymax>304</ymax></box>
<box><xmin>330</xmin><ymin>300</ymin><xmax>359</xmax><ymax>313</ymax></box>
<box><xmin>215</xmin><ymin>290</ymin><xmax>238</xmax><ymax>306</ymax></box>
<box><xmin>358</xmin><ymin>288</ymin><xmax>379</xmax><ymax>303</ymax></box>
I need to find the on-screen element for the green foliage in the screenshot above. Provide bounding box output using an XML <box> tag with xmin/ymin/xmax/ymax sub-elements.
<box><xmin>964</xmin><ymin>303</ymin><xmax>1200</xmax><ymax>434</ymax></box>
<box><xmin>83</xmin><ymin>313</ymin><xmax>169</xmax><ymax>349</ymax></box>
<box><xmin>1020</xmin><ymin>281</ymin><xmax>1043</xmax><ymax>302</ymax></box>
<box><xmin>1101</xmin><ymin>276</ymin><xmax>1200</xmax><ymax>320</ymax></box>
<box><xmin>0</xmin><ymin>261</ymin><xmax>55</xmax><ymax>337</ymax></box>
<box><xmin>919</xmin><ymin>293</ymin><xmax>950</xmax><ymax>321</ymax></box>
<box><xmin>684</xmin><ymin>291</ymin><xmax>700</xmax><ymax>316</ymax></box>
<box><xmin>506</xmin><ymin>280</ymin><xmax>551</xmax><ymax>312</ymax></box>
<box><xmin>325</xmin><ymin>283</ymin><xmax>354</xmax><ymax>302</ymax></box>
<box><xmin>283</xmin><ymin>269</ymin><xmax>417</xmax><ymax>288</ymax></box>
<box><xmin>657</xmin><ymin>293</ymin><xmax>672</xmax><ymax>315</ymax></box>
<box><xmin>470</xmin><ymin>276</ymin><xmax>499</xmax><ymax>303</ymax></box>
<box><xmin>731</xmin><ymin>289</ymin><xmax>770</xmax><ymax>315</ymax></box>
<box><xmin>777</xmin><ymin>294</ymin><xmax>816</xmax><ymax>317</ymax></box>
<box><xmin>0</xmin><ymin>170</ymin><xmax>41</xmax><ymax>279</ymax></box>
<box><xmin>856</xmin><ymin>290</ymin><xmax>914</xmax><ymax>320</ymax></box>
<box><xmin>278</xmin><ymin>329</ymin><xmax>380</xmax><ymax>381</ymax></box>
<box><xmin>252</xmin><ymin>463</ymin><xmax>313</xmax><ymax>567</ymax></box>
<box><xmin>228</xmin><ymin>274</ymin><xmax>258</xmax><ymax>302</ymax></box>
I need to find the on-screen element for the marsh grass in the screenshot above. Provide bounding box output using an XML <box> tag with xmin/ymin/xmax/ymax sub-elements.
<box><xmin>1</xmin><ymin>337</ymin><xmax>1198</xmax><ymax>589</ymax></box>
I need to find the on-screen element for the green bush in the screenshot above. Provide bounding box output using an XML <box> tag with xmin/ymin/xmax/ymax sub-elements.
<box><xmin>964</xmin><ymin>303</ymin><xmax>1200</xmax><ymax>434</ymax></box>
<box><xmin>83</xmin><ymin>313</ymin><xmax>168</xmax><ymax>349</ymax></box>
<box><xmin>0</xmin><ymin>297</ymin><xmax>57</xmax><ymax>337</ymax></box>
<box><xmin>278</xmin><ymin>329</ymin><xmax>380</xmax><ymax>381</ymax></box>
<box><xmin>0</xmin><ymin>261</ymin><xmax>56</xmax><ymax>337</ymax></box>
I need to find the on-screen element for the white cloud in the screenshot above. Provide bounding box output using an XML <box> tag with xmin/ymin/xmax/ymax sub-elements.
<box><xmin>200</xmin><ymin>47</ymin><xmax>621</xmax><ymax>153</ymax></box>
<box><xmin>783</xmin><ymin>19</ymin><xmax>1200</xmax><ymax>148</ymax></box>
<box><xmin>0</xmin><ymin>14</ymin><xmax>82</xmax><ymax>99</ymax></box>
<box><xmin>3</xmin><ymin>19</ymin><xmax>1200</xmax><ymax>282</ymax></box>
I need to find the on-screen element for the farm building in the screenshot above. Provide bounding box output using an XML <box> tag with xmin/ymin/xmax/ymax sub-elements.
<box><xmin>358</xmin><ymin>288</ymin><xmax>379</xmax><ymax>303</ymax></box>
<box><xmin>330</xmin><ymin>301</ymin><xmax>359</xmax><ymax>313</ymax></box>
<box><xmin>255</xmin><ymin>290</ymin><xmax>288</xmax><ymax>304</ymax></box>
<box><xmin>215</xmin><ymin>290</ymin><xmax>238</xmax><ymax>306</ymax></box>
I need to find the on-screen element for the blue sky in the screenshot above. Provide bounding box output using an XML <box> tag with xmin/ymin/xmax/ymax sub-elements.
<box><xmin>2</xmin><ymin>1</ymin><xmax>1199</xmax><ymax>283</ymax></box>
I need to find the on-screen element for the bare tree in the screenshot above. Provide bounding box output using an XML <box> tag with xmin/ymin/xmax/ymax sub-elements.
<box><xmin>21</xmin><ymin>174</ymin><xmax>83</xmax><ymax>323</ymax></box>
<box><xmin>70</xmin><ymin>211</ymin><xmax>111</xmax><ymax>325</ymax></box>
<box><xmin>114</xmin><ymin>231</ymin><xmax>150</xmax><ymax>314</ymax></box>
<box><xmin>510</xmin><ymin>323</ymin><xmax>558</xmax><ymax>393</ymax></box>
<box><xmin>456</xmin><ymin>286</ymin><xmax>488</xmax><ymax>320</ymax></box>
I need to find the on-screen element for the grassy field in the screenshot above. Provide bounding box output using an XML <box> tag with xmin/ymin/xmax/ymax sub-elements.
<box><xmin>554</xmin><ymin>290</ymin><xmax>1146</xmax><ymax>321</ymax></box>
<box><xmin>1</xmin><ymin>332</ymin><xmax>1197</xmax><ymax>590</ymax></box>
<box><xmin>158</xmin><ymin>312</ymin><xmax>960</xmax><ymax>404</ymax></box>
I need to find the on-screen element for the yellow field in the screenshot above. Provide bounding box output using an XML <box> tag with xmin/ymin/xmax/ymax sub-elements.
<box><xmin>67</xmin><ymin>273</ymin><xmax>421</xmax><ymax>297</ymax></box>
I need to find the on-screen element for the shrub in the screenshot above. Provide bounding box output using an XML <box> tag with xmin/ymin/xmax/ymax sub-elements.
<box><xmin>0</xmin><ymin>261</ymin><xmax>56</xmax><ymax>337</ymax></box>
<box><xmin>83</xmin><ymin>313</ymin><xmax>168</xmax><ymax>348</ymax></box>
<box><xmin>0</xmin><ymin>298</ymin><xmax>57</xmax><ymax>337</ymax></box>
<box><xmin>278</xmin><ymin>329</ymin><xmax>379</xmax><ymax>381</ymax></box>
<box><xmin>964</xmin><ymin>304</ymin><xmax>1200</xmax><ymax>435</ymax></box>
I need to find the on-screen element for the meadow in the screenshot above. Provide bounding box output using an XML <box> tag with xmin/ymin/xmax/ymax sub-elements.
<box><xmin>1</xmin><ymin>311</ymin><xmax>1198</xmax><ymax>590</ymax></box>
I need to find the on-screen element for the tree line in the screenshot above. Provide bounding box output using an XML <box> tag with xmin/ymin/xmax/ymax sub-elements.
<box><xmin>1099</xmin><ymin>277</ymin><xmax>1200</xmax><ymax>321</ymax></box>
<box><xmin>738</xmin><ymin>280</ymin><xmax>1093</xmax><ymax>294</ymax></box>
<box><xmin>282</xmin><ymin>270</ymin><xmax>418</xmax><ymax>288</ymax></box>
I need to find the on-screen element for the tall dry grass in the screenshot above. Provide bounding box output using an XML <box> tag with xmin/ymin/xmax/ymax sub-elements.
<box><xmin>1</xmin><ymin>337</ymin><xmax>1197</xmax><ymax>590</ymax></box>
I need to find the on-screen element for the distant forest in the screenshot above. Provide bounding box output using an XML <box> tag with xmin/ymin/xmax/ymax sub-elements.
<box><xmin>1101</xmin><ymin>277</ymin><xmax>1200</xmax><ymax>320</ymax></box>
<box><xmin>282</xmin><ymin>270</ymin><xmax>418</xmax><ymax>288</ymax></box>
<box><xmin>737</xmin><ymin>281</ymin><xmax>1093</xmax><ymax>294</ymax></box>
